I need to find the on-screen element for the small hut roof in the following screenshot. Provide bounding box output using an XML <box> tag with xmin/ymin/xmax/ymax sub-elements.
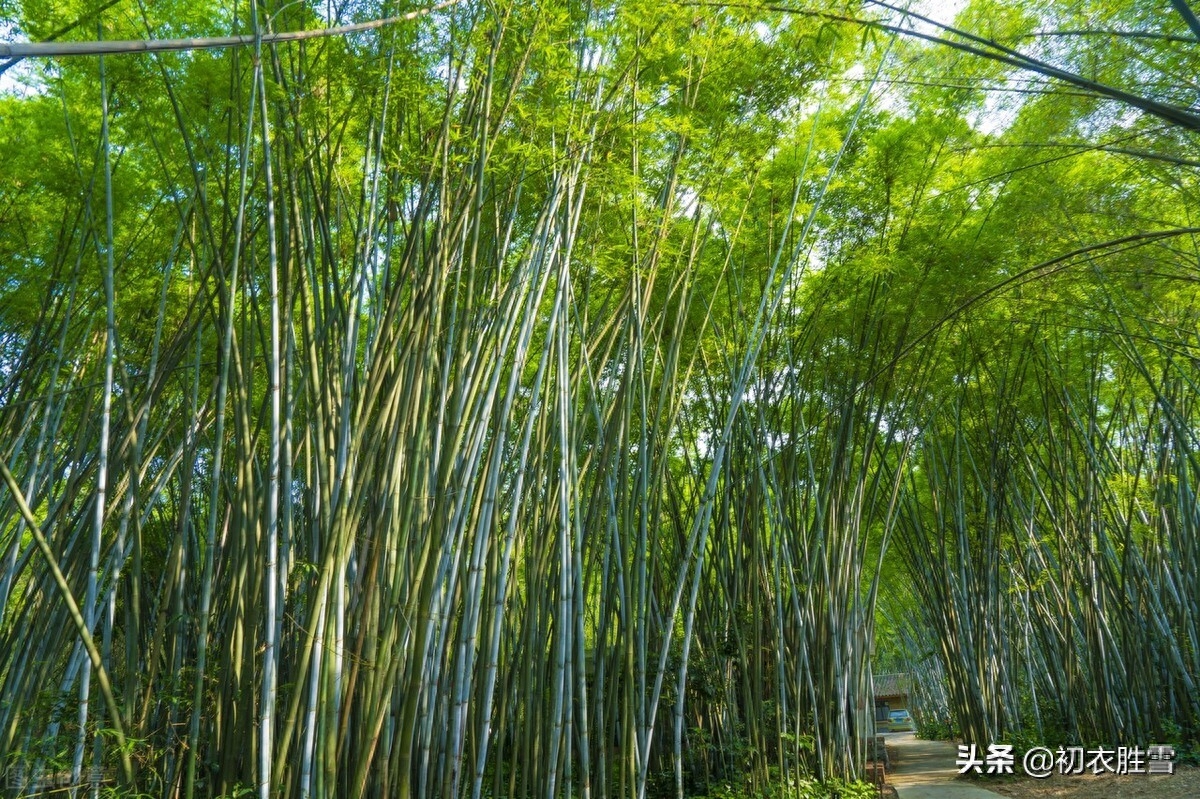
<box><xmin>873</xmin><ymin>673</ymin><xmax>909</xmax><ymax>699</ymax></box>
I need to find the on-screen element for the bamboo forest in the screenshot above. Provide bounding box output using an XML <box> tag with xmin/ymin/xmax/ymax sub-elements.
<box><xmin>0</xmin><ymin>0</ymin><xmax>1198</xmax><ymax>797</ymax></box>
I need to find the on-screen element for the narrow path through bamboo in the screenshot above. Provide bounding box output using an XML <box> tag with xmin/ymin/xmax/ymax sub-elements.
<box><xmin>886</xmin><ymin>733</ymin><xmax>1009</xmax><ymax>799</ymax></box>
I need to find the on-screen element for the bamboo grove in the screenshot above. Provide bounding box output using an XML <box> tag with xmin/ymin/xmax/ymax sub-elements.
<box><xmin>0</xmin><ymin>0</ymin><xmax>1198</xmax><ymax>797</ymax></box>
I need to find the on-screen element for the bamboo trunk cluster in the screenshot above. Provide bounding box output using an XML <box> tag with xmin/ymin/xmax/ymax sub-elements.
<box><xmin>2</xmin><ymin>3</ymin><xmax>1198</xmax><ymax>799</ymax></box>
<box><xmin>0</xmin><ymin>4</ymin><xmax>894</xmax><ymax>798</ymax></box>
<box><xmin>892</xmin><ymin>332</ymin><xmax>1200</xmax><ymax>750</ymax></box>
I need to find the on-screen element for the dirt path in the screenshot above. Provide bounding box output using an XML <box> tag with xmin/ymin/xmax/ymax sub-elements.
<box><xmin>884</xmin><ymin>733</ymin><xmax>1009</xmax><ymax>799</ymax></box>
<box><xmin>883</xmin><ymin>733</ymin><xmax>1200</xmax><ymax>799</ymax></box>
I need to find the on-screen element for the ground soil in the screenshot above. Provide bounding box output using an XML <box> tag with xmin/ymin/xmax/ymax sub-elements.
<box><xmin>984</xmin><ymin>764</ymin><xmax>1200</xmax><ymax>799</ymax></box>
<box><xmin>881</xmin><ymin>732</ymin><xmax>1198</xmax><ymax>799</ymax></box>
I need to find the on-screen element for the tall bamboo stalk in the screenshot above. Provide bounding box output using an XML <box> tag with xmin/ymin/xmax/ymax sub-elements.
<box><xmin>3</xmin><ymin>3</ymin><xmax>1198</xmax><ymax>799</ymax></box>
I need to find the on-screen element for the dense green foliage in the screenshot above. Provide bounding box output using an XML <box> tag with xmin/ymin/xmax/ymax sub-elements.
<box><xmin>1</xmin><ymin>1</ymin><xmax>1198</xmax><ymax>797</ymax></box>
